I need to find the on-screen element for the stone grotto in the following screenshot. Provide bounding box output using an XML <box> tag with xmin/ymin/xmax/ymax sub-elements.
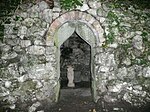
<box><xmin>0</xmin><ymin>0</ymin><xmax>150</xmax><ymax>111</ymax></box>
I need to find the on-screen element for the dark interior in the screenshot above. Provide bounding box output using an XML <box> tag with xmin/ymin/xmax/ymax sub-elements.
<box><xmin>60</xmin><ymin>32</ymin><xmax>91</xmax><ymax>88</ymax></box>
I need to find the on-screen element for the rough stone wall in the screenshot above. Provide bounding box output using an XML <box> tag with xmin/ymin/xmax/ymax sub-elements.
<box><xmin>0</xmin><ymin>0</ymin><xmax>150</xmax><ymax>111</ymax></box>
<box><xmin>0</xmin><ymin>1</ymin><xmax>57</xmax><ymax>111</ymax></box>
<box><xmin>93</xmin><ymin>1</ymin><xmax>150</xmax><ymax>107</ymax></box>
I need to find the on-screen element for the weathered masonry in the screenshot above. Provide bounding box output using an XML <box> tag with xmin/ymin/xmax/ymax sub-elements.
<box><xmin>47</xmin><ymin>10</ymin><xmax>105</xmax><ymax>102</ymax></box>
<box><xmin>0</xmin><ymin>0</ymin><xmax>150</xmax><ymax>111</ymax></box>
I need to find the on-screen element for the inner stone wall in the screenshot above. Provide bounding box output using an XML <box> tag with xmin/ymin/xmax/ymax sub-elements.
<box><xmin>0</xmin><ymin>0</ymin><xmax>150</xmax><ymax>111</ymax></box>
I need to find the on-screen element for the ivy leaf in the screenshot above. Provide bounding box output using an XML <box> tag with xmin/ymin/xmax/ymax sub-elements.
<box><xmin>107</xmin><ymin>11</ymin><xmax>118</xmax><ymax>21</ymax></box>
<box><xmin>106</xmin><ymin>33</ymin><xmax>115</xmax><ymax>44</ymax></box>
<box><xmin>141</xmin><ymin>31</ymin><xmax>148</xmax><ymax>37</ymax></box>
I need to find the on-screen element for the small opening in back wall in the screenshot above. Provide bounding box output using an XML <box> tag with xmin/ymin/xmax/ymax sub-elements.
<box><xmin>60</xmin><ymin>32</ymin><xmax>91</xmax><ymax>89</ymax></box>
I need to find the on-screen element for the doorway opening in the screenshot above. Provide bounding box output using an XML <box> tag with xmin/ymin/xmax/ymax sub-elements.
<box><xmin>60</xmin><ymin>32</ymin><xmax>91</xmax><ymax>89</ymax></box>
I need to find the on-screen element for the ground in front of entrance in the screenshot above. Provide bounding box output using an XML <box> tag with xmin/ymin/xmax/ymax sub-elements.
<box><xmin>48</xmin><ymin>88</ymin><xmax>95</xmax><ymax>112</ymax></box>
<box><xmin>47</xmin><ymin>88</ymin><xmax>150</xmax><ymax>112</ymax></box>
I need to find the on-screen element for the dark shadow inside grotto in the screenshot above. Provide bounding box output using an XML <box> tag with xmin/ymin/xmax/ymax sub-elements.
<box><xmin>60</xmin><ymin>32</ymin><xmax>91</xmax><ymax>89</ymax></box>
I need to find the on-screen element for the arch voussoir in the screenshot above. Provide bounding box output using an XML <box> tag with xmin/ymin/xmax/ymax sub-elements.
<box><xmin>47</xmin><ymin>10</ymin><xmax>104</xmax><ymax>46</ymax></box>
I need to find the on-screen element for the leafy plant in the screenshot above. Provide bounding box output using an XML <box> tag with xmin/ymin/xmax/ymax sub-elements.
<box><xmin>106</xmin><ymin>32</ymin><xmax>115</xmax><ymax>44</ymax></box>
<box><xmin>107</xmin><ymin>11</ymin><xmax>118</xmax><ymax>21</ymax></box>
<box><xmin>60</xmin><ymin>0</ymin><xmax>83</xmax><ymax>10</ymax></box>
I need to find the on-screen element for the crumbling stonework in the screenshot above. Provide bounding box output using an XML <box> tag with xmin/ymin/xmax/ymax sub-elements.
<box><xmin>0</xmin><ymin>0</ymin><xmax>150</xmax><ymax>111</ymax></box>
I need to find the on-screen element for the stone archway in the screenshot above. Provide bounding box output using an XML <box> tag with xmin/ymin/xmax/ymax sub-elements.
<box><xmin>46</xmin><ymin>11</ymin><xmax>105</xmax><ymax>102</ymax></box>
<box><xmin>55</xmin><ymin>21</ymin><xmax>97</xmax><ymax>102</ymax></box>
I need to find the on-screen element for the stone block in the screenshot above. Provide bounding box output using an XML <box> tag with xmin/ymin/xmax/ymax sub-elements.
<box><xmin>27</xmin><ymin>46</ymin><xmax>45</xmax><ymax>55</ymax></box>
<box><xmin>79</xmin><ymin>4</ymin><xmax>89</xmax><ymax>11</ymax></box>
<box><xmin>50</xmin><ymin>19</ymin><xmax>61</xmax><ymax>31</ymax></box>
<box><xmin>87</xmin><ymin>9</ymin><xmax>97</xmax><ymax>16</ymax></box>
<box><xmin>108</xmin><ymin>43</ymin><xmax>118</xmax><ymax>48</ymax></box>
<box><xmin>19</xmin><ymin>12</ymin><xmax>28</xmax><ymax>19</ymax></box>
<box><xmin>84</xmin><ymin>13</ymin><xmax>93</xmax><ymax>22</ymax></box>
<box><xmin>46</xmin><ymin>47</ymin><xmax>56</xmax><ymax>54</ymax></box>
<box><xmin>41</xmin><ymin>21</ymin><xmax>49</xmax><ymax>28</ymax></box>
<box><xmin>33</xmin><ymin>18</ymin><xmax>43</xmax><ymax>26</ymax></box>
<box><xmin>17</xmin><ymin>75</ymin><xmax>28</xmax><ymax>83</ymax></box>
<box><xmin>38</xmin><ymin>1</ymin><xmax>49</xmax><ymax>11</ymax></box>
<box><xmin>97</xmin><ymin>7</ymin><xmax>107</xmax><ymax>17</ymax></box>
<box><xmin>33</xmin><ymin>28</ymin><xmax>47</xmax><ymax>37</ymax></box>
<box><xmin>17</xmin><ymin>26</ymin><xmax>28</xmax><ymax>39</ymax></box>
<box><xmin>28</xmin><ymin>63</ymin><xmax>55</xmax><ymax>80</ymax></box>
<box><xmin>30</xmin><ymin>11</ymin><xmax>39</xmax><ymax>18</ymax></box>
<box><xmin>22</xmin><ymin>18</ymin><xmax>34</xmax><ymax>28</ymax></box>
<box><xmin>41</xmin><ymin>9</ymin><xmax>53</xmax><ymax>23</ymax></box>
<box><xmin>35</xmin><ymin>80</ymin><xmax>43</xmax><ymax>89</ymax></box>
<box><xmin>88</xmin><ymin>17</ymin><xmax>95</xmax><ymax>24</ymax></box>
<box><xmin>78</xmin><ymin>11</ymin><xmax>83</xmax><ymax>20</ymax></box>
<box><xmin>123</xmin><ymin>58</ymin><xmax>131</xmax><ymax>66</ymax></box>
<box><xmin>132</xmin><ymin>35</ymin><xmax>143</xmax><ymax>50</ymax></box>
<box><xmin>88</xmin><ymin>1</ymin><xmax>101</xmax><ymax>9</ymax></box>
<box><xmin>1</xmin><ymin>44</ymin><xmax>11</xmax><ymax>52</ymax></box>
<box><xmin>99</xmin><ymin>17</ymin><xmax>106</xmax><ymax>23</ymax></box>
<box><xmin>45</xmin><ymin>55</ymin><xmax>55</xmax><ymax>62</ymax></box>
<box><xmin>53</xmin><ymin>7</ymin><xmax>61</xmax><ymax>12</ymax></box>
<box><xmin>116</xmin><ymin>67</ymin><xmax>127</xmax><ymax>80</ymax></box>
<box><xmin>7</xmin><ymin>63</ymin><xmax>20</xmax><ymax>77</ymax></box>
<box><xmin>99</xmin><ymin>66</ymin><xmax>109</xmax><ymax>72</ymax></box>
<box><xmin>46</xmin><ymin>40</ymin><xmax>54</xmax><ymax>46</ymax></box>
<box><xmin>5</xmin><ymin>39</ymin><xmax>20</xmax><ymax>46</ymax></box>
<box><xmin>143</xmin><ymin>67</ymin><xmax>150</xmax><ymax>77</ymax></box>
<box><xmin>53</xmin><ymin>12</ymin><xmax>60</xmax><ymax>20</ymax></box>
<box><xmin>1</xmin><ymin>52</ymin><xmax>18</xmax><ymax>60</ymax></box>
<box><xmin>5</xmin><ymin>80</ymin><xmax>12</xmax><ymax>88</ymax></box>
<box><xmin>34</xmin><ymin>40</ymin><xmax>45</xmax><ymax>46</ymax></box>
<box><xmin>4</xmin><ymin>24</ymin><xmax>15</xmax><ymax>35</ymax></box>
<box><xmin>20</xmin><ymin>40</ymin><xmax>31</xmax><ymax>48</ymax></box>
<box><xmin>13</xmin><ymin>46</ymin><xmax>22</xmax><ymax>52</ymax></box>
<box><xmin>4</xmin><ymin>35</ymin><xmax>17</xmax><ymax>39</ymax></box>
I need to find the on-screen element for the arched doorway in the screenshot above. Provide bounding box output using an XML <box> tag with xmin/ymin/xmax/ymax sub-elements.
<box><xmin>52</xmin><ymin>21</ymin><xmax>98</xmax><ymax>102</ymax></box>
<box><xmin>46</xmin><ymin>11</ymin><xmax>105</xmax><ymax>103</ymax></box>
<box><xmin>60</xmin><ymin>32</ymin><xmax>91</xmax><ymax>88</ymax></box>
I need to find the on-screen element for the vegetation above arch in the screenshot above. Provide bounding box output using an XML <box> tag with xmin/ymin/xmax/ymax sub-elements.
<box><xmin>0</xmin><ymin>0</ymin><xmax>150</xmax><ymax>41</ymax></box>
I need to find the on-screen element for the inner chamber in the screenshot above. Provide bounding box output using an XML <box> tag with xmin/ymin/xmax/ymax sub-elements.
<box><xmin>60</xmin><ymin>32</ymin><xmax>91</xmax><ymax>88</ymax></box>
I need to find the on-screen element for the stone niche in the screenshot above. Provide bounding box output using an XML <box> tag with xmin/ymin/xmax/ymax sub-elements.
<box><xmin>60</xmin><ymin>32</ymin><xmax>91</xmax><ymax>88</ymax></box>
